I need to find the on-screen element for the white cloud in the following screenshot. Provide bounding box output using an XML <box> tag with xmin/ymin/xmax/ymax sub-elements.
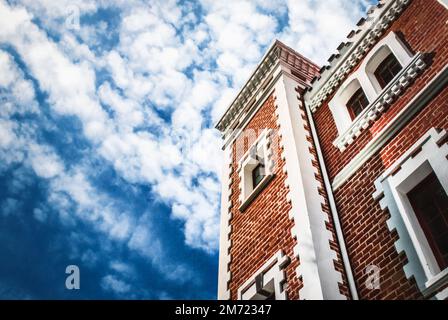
<box><xmin>0</xmin><ymin>119</ymin><xmax>17</xmax><ymax>148</ymax></box>
<box><xmin>280</xmin><ymin>0</ymin><xmax>371</xmax><ymax>65</ymax></box>
<box><xmin>33</xmin><ymin>208</ymin><xmax>47</xmax><ymax>222</ymax></box>
<box><xmin>101</xmin><ymin>275</ymin><xmax>131</xmax><ymax>294</ymax></box>
<box><xmin>110</xmin><ymin>261</ymin><xmax>134</xmax><ymax>276</ymax></box>
<box><xmin>0</xmin><ymin>51</ymin><xmax>17</xmax><ymax>86</ymax></box>
<box><xmin>28</xmin><ymin>143</ymin><xmax>64</xmax><ymax>179</ymax></box>
<box><xmin>0</xmin><ymin>0</ymin><xmax>373</xmax><ymax>256</ymax></box>
<box><xmin>0</xmin><ymin>50</ymin><xmax>38</xmax><ymax>117</ymax></box>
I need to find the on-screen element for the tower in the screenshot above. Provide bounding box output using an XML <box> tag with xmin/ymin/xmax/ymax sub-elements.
<box><xmin>216</xmin><ymin>0</ymin><xmax>448</xmax><ymax>300</ymax></box>
<box><xmin>215</xmin><ymin>41</ymin><xmax>350</xmax><ymax>300</ymax></box>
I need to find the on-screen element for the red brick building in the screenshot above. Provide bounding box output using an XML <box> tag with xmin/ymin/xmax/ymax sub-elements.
<box><xmin>215</xmin><ymin>0</ymin><xmax>448</xmax><ymax>300</ymax></box>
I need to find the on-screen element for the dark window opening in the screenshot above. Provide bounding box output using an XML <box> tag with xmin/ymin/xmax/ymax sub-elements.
<box><xmin>346</xmin><ymin>87</ymin><xmax>369</xmax><ymax>119</ymax></box>
<box><xmin>254</xmin><ymin>275</ymin><xmax>276</xmax><ymax>300</ymax></box>
<box><xmin>252</xmin><ymin>163</ymin><xmax>265</xmax><ymax>189</ymax></box>
<box><xmin>374</xmin><ymin>53</ymin><xmax>402</xmax><ymax>89</ymax></box>
<box><xmin>407</xmin><ymin>172</ymin><xmax>448</xmax><ymax>271</ymax></box>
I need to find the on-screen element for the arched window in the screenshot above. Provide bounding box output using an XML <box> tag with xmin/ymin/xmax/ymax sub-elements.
<box><xmin>373</xmin><ymin>52</ymin><xmax>402</xmax><ymax>89</ymax></box>
<box><xmin>346</xmin><ymin>87</ymin><xmax>369</xmax><ymax>119</ymax></box>
<box><xmin>329</xmin><ymin>78</ymin><xmax>370</xmax><ymax>134</ymax></box>
<box><xmin>328</xmin><ymin>31</ymin><xmax>425</xmax><ymax>151</ymax></box>
<box><xmin>364</xmin><ymin>33</ymin><xmax>413</xmax><ymax>93</ymax></box>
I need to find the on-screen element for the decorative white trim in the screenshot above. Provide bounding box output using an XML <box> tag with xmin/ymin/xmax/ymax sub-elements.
<box><xmin>217</xmin><ymin>146</ymin><xmax>233</xmax><ymax>300</ymax></box>
<box><xmin>237</xmin><ymin>250</ymin><xmax>289</xmax><ymax>300</ymax></box>
<box><xmin>334</xmin><ymin>52</ymin><xmax>426</xmax><ymax>151</ymax></box>
<box><xmin>328</xmin><ymin>31</ymin><xmax>415</xmax><ymax>140</ymax></box>
<box><xmin>216</xmin><ymin>40</ymin><xmax>318</xmax><ymax>134</ymax></box>
<box><xmin>423</xmin><ymin>267</ymin><xmax>448</xmax><ymax>299</ymax></box>
<box><xmin>332</xmin><ymin>64</ymin><xmax>448</xmax><ymax>191</ymax></box>
<box><xmin>329</xmin><ymin>78</ymin><xmax>365</xmax><ymax>135</ymax></box>
<box><xmin>305</xmin><ymin>93</ymin><xmax>360</xmax><ymax>299</ymax></box>
<box><xmin>363</xmin><ymin>32</ymin><xmax>414</xmax><ymax>94</ymax></box>
<box><xmin>237</xmin><ymin>129</ymin><xmax>275</xmax><ymax>211</ymax></box>
<box><xmin>275</xmin><ymin>73</ymin><xmax>345</xmax><ymax>299</ymax></box>
<box><xmin>373</xmin><ymin>128</ymin><xmax>448</xmax><ymax>298</ymax></box>
<box><xmin>307</xmin><ymin>0</ymin><xmax>412</xmax><ymax>113</ymax></box>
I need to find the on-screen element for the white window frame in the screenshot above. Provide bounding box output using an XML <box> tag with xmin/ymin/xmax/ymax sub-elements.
<box><xmin>329</xmin><ymin>32</ymin><xmax>426</xmax><ymax>151</ymax></box>
<box><xmin>373</xmin><ymin>128</ymin><xmax>448</xmax><ymax>299</ymax></box>
<box><xmin>238</xmin><ymin>129</ymin><xmax>275</xmax><ymax>212</ymax></box>
<box><xmin>329</xmin><ymin>77</ymin><xmax>373</xmax><ymax>135</ymax></box>
<box><xmin>364</xmin><ymin>32</ymin><xmax>414</xmax><ymax>93</ymax></box>
<box><xmin>237</xmin><ymin>250</ymin><xmax>289</xmax><ymax>300</ymax></box>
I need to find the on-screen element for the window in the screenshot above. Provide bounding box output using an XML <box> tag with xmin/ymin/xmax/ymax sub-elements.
<box><xmin>329</xmin><ymin>32</ymin><xmax>425</xmax><ymax>152</ymax></box>
<box><xmin>252</xmin><ymin>164</ymin><xmax>265</xmax><ymax>189</ymax></box>
<box><xmin>407</xmin><ymin>172</ymin><xmax>448</xmax><ymax>271</ymax></box>
<box><xmin>373</xmin><ymin>128</ymin><xmax>448</xmax><ymax>299</ymax></box>
<box><xmin>237</xmin><ymin>250</ymin><xmax>288</xmax><ymax>300</ymax></box>
<box><xmin>374</xmin><ymin>53</ymin><xmax>402</xmax><ymax>89</ymax></box>
<box><xmin>238</xmin><ymin>129</ymin><xmax>275</xmax><ymax>212</ymax></box>
<box><xmin>346</xmin><ymin>87</ymin><xmax>369</xmax><ymax>119</ymax></box>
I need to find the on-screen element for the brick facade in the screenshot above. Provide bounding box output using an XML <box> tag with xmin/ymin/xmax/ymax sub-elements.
<box><xmin>217</xmin><ymin>0</ymin><xmax>448</xmax><ymax>300</ymax></box>
<box><xmin>228</xmin><ymin>94</ymin><xmax>299</xmax><ymax>300</ymax></box>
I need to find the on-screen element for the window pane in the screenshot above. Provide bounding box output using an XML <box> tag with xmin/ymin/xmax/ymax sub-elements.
<box><xmin>252</xmin><ymin>164</ymin><xmax>265</xmax><ymax>189</ymax></box>
<box><xmin>407</xmin><ymin>172</ymin><xmax>448</xmax><ymax>270</ymax></box>
<box><xmin>374</xmin><ymin>53</ymin><xmax>402</xmax><ymax>89</ymax></box>
<box><xmin>346</xmin><ymin>88</ymin><xmax>369</xmax><ymax>119</ymax></box>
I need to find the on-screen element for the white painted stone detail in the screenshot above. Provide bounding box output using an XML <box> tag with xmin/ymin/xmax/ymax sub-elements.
<box><xmin>373</xmin><ymin>128</ymin><xmax>448</xmax><ymax>299</ymax></box>
<box><xmin>217</xmin><ymin>146</ymin><xmax>234</xmax><ymax>300</ymax></box>
<box><xmin>275</xmin><ymin>73</ymin><xmax>345</xmax><ymax>300</ymax></box>
<box><xmin>307</xmin><ymin>0</ymin><xmax>412</xmax><ymax>113</ymax></box>
<box><xmin>237</xmin><ymin>250</ymin><xmax>289</xmax><ymax>300</ymax></box>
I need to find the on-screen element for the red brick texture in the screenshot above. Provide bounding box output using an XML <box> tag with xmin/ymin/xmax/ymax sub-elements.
<box><xmin>296</xmin><ymin>92</ymin><xmax>351</xmax><ymax>299</ymax></box>
<box><xmin>227</xmin><ymin>87</ymin><xmax>351</xmax><ymax>300</ymax></box>
<box><xmin>314</xmin><ymin>0</ymin><xmax>448</xmax><ymax>180</ymax></box>
<box><xmin>228</xmin><ymin>93</ymin><xmax>300</xmax><ymax>300</ymax></box>
<box><xmin>313</xmin><ymin>0</ymin><xmax>448</xmax><ymax>299</ymax></box>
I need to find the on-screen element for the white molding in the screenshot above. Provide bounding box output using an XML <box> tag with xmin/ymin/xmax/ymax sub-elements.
<box><xmin>216</xmin><ymin>41</ymin><xmax>317</xmax><ymax>133</ymax></box>
<box><xmin>305</xmin><ymin>93</ymin><xmax>359</xmax><ymax>299</ymax></box>
<box><xmin>237</xmin><ymin>129</ymin><xmax>276</xmax><ymax>211</ymax></box>
<box><xmin>423</xmin><ymin>267</ymin><xmax>448</xmax><ymax>299</ymax></box>
<box><xmin>373</xmin><ymin>128</ymin><xmax>448</xmax><ymax>298</ymax></box>
<box><xmin>217</xmin><ymin>146</ymin><xmax>233</xmax><ymax>300</ymax></box>
<box><xmin>329</xmin><ymin>78</ymin><xmax>365</xmax><ymax>135</ymax></box>
<box><xmin>238</xmin><ymin>174</ymin><xmax>274</xmax><ymax>212</ymax></box>
<box><xmin>307</xmin><ymin>0</ymin><xmax>412</xmax><ymax>113</ymax></box>
<box><xmin>237</xmin><ymin>250</ymin><xmax>289</xmax><ymax>300</ymax></box>
<box><xmin>334</xmin><ymin>52</ymin><xmax>426</xmax><ymax>151</ymax></box>
<box><xmin>328</xmin><ymin>31</ymin><xmax>415</xmax><ymax>140</ymax></box>
<box><xmin>332</xmin><ymin>64</ymin><xmax>448</xmax><ymax>191</ymax></box>
<box><xmin>363</xmin><ymin>32</ymin><xmax>414</xmax><ymax>94</ymax></box>
<box><xmin>275</xmin><ymin>74</ymin><xmax>345</xmax><ymax>299</ymax></box>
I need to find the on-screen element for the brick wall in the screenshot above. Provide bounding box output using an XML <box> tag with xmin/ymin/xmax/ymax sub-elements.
<box><xmin>228</xmin><ymin>93</ymin><xmax>301</xmax><ymax>300</ymax></box>
<box><xmin>313</xmin><ymin>0</ymin><xmax>448</xmax><ymax>299</ymax></box>
<box><xmin>227</xmin><ymin>85</ymin><xmax>352</xmax><ymax>300</ymax></box>
<box><xmin>296</xmin><ymin>90</ymin><xmax>351</xmax><ymax>299</ymax></box>
<box><xmin>314</xmin><ymin>0</ymin><xmax>448</xmax><ymax>180</ymax></box>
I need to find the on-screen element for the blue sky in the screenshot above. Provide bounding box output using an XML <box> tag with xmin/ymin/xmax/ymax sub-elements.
<box><xmin>0</xmin><ymin>0</ymin><xmax>373</xmax><ymax>299</ymax></box>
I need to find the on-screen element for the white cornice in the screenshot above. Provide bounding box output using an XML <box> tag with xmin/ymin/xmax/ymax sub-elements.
<box><xmin>215</xmin><ymin>40</ymin><xmax>318</xmax><ymax>133</ymax></box>
<box><xmin>306</xmin><ymin>0</ymin><xmax>412</xmax><ymax>113</ymax></box>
